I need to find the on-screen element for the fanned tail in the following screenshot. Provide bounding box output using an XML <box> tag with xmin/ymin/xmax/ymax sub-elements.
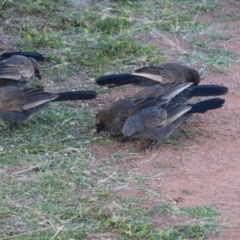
<box><xmin>187</xmin><ymin>98</ymin><xmax>225</xmax><ymax>114</ymax></box>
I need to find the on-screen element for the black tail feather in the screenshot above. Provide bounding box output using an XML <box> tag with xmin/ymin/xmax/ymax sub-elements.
<box><xmin>96</xmin><ymin>74</ymin><xmax>139</xmax><ymax>86</ymax></box>
<box><xmin>53</xmin><ymin>91</ymin><xmax>97</xmax><ymax>101</ymax></box>
<box><xmin>187</xmin><ymin>98</ymin><xmax>225</xmax><ymax>114</ymax></box>
<box><xmin>189</xmin><ymin>85</ymin><xmax>228</xmax><ymax>97</ymax></box>
<box><xmin>1</xmin><ymin>52</ymin><xmax>45</xmax><ymax>62</ymax></box>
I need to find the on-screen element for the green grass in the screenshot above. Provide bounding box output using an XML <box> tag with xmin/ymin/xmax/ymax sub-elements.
<box><xmin>210</xmin><ymin>33</ymin><xmax>233</xmax><ymax>41</ymax></box>
<box><xmin>180</xmin><ymin>206</ymin><xmax>219</xmax><ymax>219</ymax></box>
<box><xmin>179</xmin><ymin>48</ymin><xmax>238</xmax><ymax>73</ymax></box>
<box><xmin>0</xmin><ymin>0</ymin><xmax>237</xmax><ymax>239</ymax></box>
<box><xmin>215</xmin><ymin>13</ymin><xmax>240</xmax><ymax>22</ymax></box>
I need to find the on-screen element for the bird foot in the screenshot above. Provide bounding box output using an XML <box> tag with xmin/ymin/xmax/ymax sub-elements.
<box><xmin>143</xmin><ymin>139</ymin><xmax>162</xmax><ymax>150</ymax></box>
<box><xmin>121</xmin><ymin>136</ymin><xmax>131</xmax><ymax>143</ymax></box>
<box><xmin>111</xmin><ymin>133</ymin><xmax>122</xmax><ymax>138</ymax></box>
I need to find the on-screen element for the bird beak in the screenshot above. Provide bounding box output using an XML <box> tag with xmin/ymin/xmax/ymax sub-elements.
<box><xmin>36</xmin><ymin>73</ymin><xmax>42</xmax><ymax>80</ymax></box>
<box><xmin>121</xmin><ymin>136</ymin><xmax>130</xmax><ymax>142</ymax></box>
<box><xmin>96</xmin><ymin>126</ymin><xmax>104</xmax><ymax>133</ymax></box>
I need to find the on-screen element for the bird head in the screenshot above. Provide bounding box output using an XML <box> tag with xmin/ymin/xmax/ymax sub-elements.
<box><xmin>29</xmin><ymin>57</ymin><xmax>42</xmax><ymax>79</ymax></box>
<box><xmin>95</xmin><ymin>111</ymin><xmax>106</xmax><ymax>133</ymax></box>
<box><xmin>190</xmin><ymin>68</ymin><xmax>200</xmax><ymax>85</ymax></box>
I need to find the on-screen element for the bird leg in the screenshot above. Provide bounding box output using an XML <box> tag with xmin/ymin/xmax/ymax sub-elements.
<box><xmin>143</xmin><ymin>139</ymin><xmax>162</xmax><ymax>150</ymax></box>
<box><xmin>110</xmin><ymin>132</ymin><xmax>122</xmax><ymax>138</ymax></box>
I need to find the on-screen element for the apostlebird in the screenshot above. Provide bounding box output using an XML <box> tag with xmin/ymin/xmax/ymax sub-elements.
<box><xmin>96</xmin><ymin>63</ymin><xmax>200</xmax><ymax>87</ymax></box>
<box><xmin>121</xmin><ymin>98</ymin><xmax>225</xmax><ymax>149</ymax></box>
<box><xmin>0</xmin><ymin>55</ymin><xmax>42</xmax><ymax>88</ymax></box>
<box><xmin>0</xmin><ymin>86</ymin><xmax>97</xmax><ymax>126</ymax></box>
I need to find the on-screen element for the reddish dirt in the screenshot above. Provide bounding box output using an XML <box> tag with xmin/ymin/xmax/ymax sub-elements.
<box><xmin>92</xmin><ymin>1</ymin><xmax>240</xmax><ymax>239</ymax></box>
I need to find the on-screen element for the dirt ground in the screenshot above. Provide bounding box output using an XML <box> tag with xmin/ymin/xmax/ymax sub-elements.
<box><xmin>92</xmin><ymin>2</ymin><xmax>240</xmax><ymax>239</ymax></box>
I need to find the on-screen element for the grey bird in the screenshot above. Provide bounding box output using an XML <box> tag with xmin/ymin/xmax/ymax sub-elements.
<box><xmin>0</xmin><ymin>55</ymin><xmax>41</xmax><ymax>88</ymax></box>
<box><xmin>96</xmin><ymin>63</ymin><xmax>201</xmax><ymax>87</ymax></box>
<box><xmin>121</xmin><ymin>98</ymin><xmax>225</xmax><ymax>149</ymax></box>
<box><xmin>0</xmin><ymin>86</ymin><xmax>97</xmax><ymax>127</ymax></box>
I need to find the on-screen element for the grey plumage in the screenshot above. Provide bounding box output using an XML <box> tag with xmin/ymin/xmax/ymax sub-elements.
<box><xmin>0</xmin><ymin>55</ymin><xmax>41</xmax><ymax>88</ymax></box>
<box><xmin>121</xmin><ymin>84</ymin><xmax>228</xmax><ymax>148</ymax></box>
<box><xmin>121</xmin><ymin>98</ymin><xmax>226</xmax><ymax>149</ymax></box>
<box><xmin>121</xmin><ymin>102</ymin><xmax>191</xmax><ymax>141</ymax></box>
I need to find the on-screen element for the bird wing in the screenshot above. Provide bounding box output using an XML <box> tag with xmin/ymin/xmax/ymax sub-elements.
<box><xmin>22</xmin><ymin>88</ymin><xmax>59</xmax><ymax>110</ymax></box>
<box><xmin>0</xmin><ymin>87</ymin><xmax>26</xmax><ymax>112</ymax></box>
<box><xmin>133</xmin><ymin>64</ymin><xmax>187</xmax><ymax>83</ymax></box>
<box><xmin>130</xmin><ymin>97</ymin><xmax>168</xmax><ymax>116</ymax></box>
<box><xmin>0</xmin><ymin>86</ymin><xmax>56</xmax><ymax>112</ymax></box>
<box><xmin>0</xmin><ymin>56</ymin><xmax>35</xmax><ymax>81</ymax></box>
<box><xmin>164</xmin><ymin>102</ymin><xmax>192</xmax><ymax>125</ymax></box>
<box><xmin>145</xmin><ymin>106</ymin><xmax>168</xmax><ymax>128</ymax></box>
<box><xmin>141</xmin><ymin>101</ymin><xmax>192</xmax><ymax>130</ymax></box>
<box><xmin>161</xmin><ymin>82</ymin><xmax>193</xmax><ymax>100</ymax></box>
<box><xmin>0</xmin><ymin>60</ymin><xmax>22</xmax><ymax>80</ymax></box>
<box><xmin>134</xmin><ymin>82</ymin><xmax>193</xmax><ymax>99</ymax></box>
<box><xmin>132</xmin><ymin>66</ymin><xmax>164</xmax><ymax>83</ymax></box>
<box><xmin>18</xmin><ymin>62</ymin><xmax>33</xmax><ymax>80</ymax></box>
<box><xmin>133</xmin><ymin>85</ymin><xmax>166</xmax><ymax>98</ymax></box>
<box><xmin>134</xmin><ymin>66</ymin><xmax>163</xmax><ymax>75</ymax></box>
<box><xmin>159</xmin><ymin>65</ymin><xmax>183</xmax><ymax>83</ymax></box>
<box><xmin>159</xmin><ymin>63</ymin><xmax>190</xmax><ymax>83</ymax></box>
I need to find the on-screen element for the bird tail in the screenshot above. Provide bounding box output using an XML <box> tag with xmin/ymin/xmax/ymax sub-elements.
<box><xmin>52</xmin><ymin>91</ymin><xmax>97</xmax><ymax>101</ymax></box>
<box><xmin>96</xmin><ymin>74</ymin><xmax>141</xmax><ymax>87</ymax></box>
<box><xmin>1</xmin><ymin>52</ymin><xmax>44</xmax><ymax>62</ymax></box>
<box><xmin>189</xmin><ymin>85</ymin><xmax>228</xmax><ymax>97</ymax></box>
<box><xmin>187</xmin><ymin>98</ymin><xmax>225</xmax><ymax>114</ymax></box>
